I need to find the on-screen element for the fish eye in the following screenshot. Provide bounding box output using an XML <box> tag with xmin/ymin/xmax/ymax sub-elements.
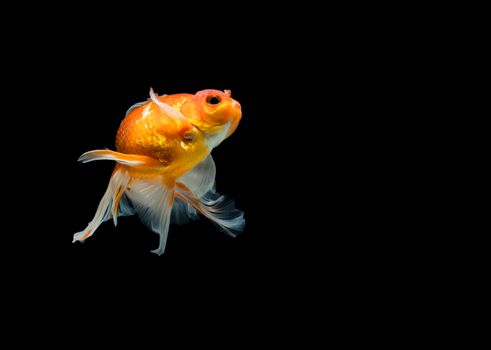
<box><xmin>206</xmin><ymin>95</ymin><xmax>221</xmax><ymax>105</ymax></box>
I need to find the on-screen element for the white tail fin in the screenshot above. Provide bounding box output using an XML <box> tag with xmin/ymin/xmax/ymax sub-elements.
<box><xmin>73</xmin><ymin>166</ymin><xmax>133</xmax><ymax>243</ymax></box>
<box><xmin>175</xmin><ymin>183</ymin><xmax>245</xmax><ymax>237</ymax></box>
<box><xmin>124</xmin><ymin>177</ymin><xmax>174</xmax><ymax>255</ymax></box>
<box><xmin>74</xmin><ymin>151</ymin><xmax>244</xmax><ymax>255</ymax></box>
<box><xmin>73</xmin><ymin>164</ymin><xmax>175</xmax><ymax>255</ymax></box>
<box><xmin>172</xmin><ymin>154</ymin><xmax>245</xmax><ymax>236</ymax></box>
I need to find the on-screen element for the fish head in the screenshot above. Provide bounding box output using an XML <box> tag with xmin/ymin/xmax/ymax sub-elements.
<box><xmin>181</xmin><ymin>89</ymin><xmax>242</xmax><ymax>149</ymax></box>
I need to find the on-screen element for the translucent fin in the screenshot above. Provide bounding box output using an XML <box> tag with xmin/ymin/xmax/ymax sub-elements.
<box><xmin>175</xmin><ymin>183</ymin><xmax>245</xmax><ymax>237</ymax></box>
<box><xmin>78</xmin><ymin>149</ymin><xmax>161</xmax><ymax>167</ymax></box>
<box><xmin>73</xmin><ymin>167</ymin><xmax>132</xmax><ymax>243</ymax></box>
<box><xmin>74</xmin><ymin>161</ymin><xmax>175</xmax><ymax>255</ymax></box>
<box><xmin>171</xmin><ymin>154</ymin><xmax>216</xmax><ymax>225</ymax></box>
<box><xmin>124</xmin><ymin>177</ymin><xmax>175</xmax><ymax>255</ymax></box>
<box><xmin>111</xmin><ymin>188</ymin><xmax>133</xmax><ymax>226</ymax></box>
<box><xmin>149</xmin><ymin>88</ymin><xmax>187</xmax><ymax>122</ymax></box>
<box><xmin>171</xmin><ymin>198</ymin><xmax>199</xmax><ymax>225</ymax></box>
<box><xmin>178</xmin><ymin>154</ymin><xmax>216</xmax><ymax>198</ymax></box>
<box><xmin>125</xmin><ymin>100</ymin><xmax>148</xmax><ymax>116</ymax></box>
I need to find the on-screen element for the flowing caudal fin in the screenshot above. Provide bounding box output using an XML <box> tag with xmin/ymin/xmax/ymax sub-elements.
<box><xmin>74</xmin><ymin>149</ymin><xmax>176</xmax><ymax>255</ymax></box>
<box><xmin>124</xmin><ymin>177</ymin><xmax>175</xmax><ymax>255</ymax></box>
<box><xmin>175</xmin><ymin>182</ymin><xmax>245</xmax><ymax>238</ymax></box>
<box><xmin>173</xmin><ymin>154</ymin><xmax>245</xmax><ymax>236</ymax></box>
<box><xmin>73</xmin><ymin>166</ymin><xmax>133</xmax><ymax>243</ymax></box>
<box><xmin>73</xmin><ymin>166</ymin><xmax>175</xmax><ymax>255</ymax></box>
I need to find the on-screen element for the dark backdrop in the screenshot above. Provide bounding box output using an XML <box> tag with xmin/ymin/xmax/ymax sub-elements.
<box><xmin>1</xmin><ymin>5</ymin><xmax>416</xmax><ymax>344</ymax></box>
<box><xmin>9</xmin><ymin>43</ymin><xmax>320</xmax><ymax>289</ymax></box>
<box><xmin>4</xmin><ymin>12</ymin><xmax>365</xmax><ymax>313</ymax></box>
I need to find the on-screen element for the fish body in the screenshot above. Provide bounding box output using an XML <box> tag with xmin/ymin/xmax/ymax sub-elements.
<box><xmin>74</xmin><ymin>88</ymin><xmax>244</xmax><ymax>255</ymax></box>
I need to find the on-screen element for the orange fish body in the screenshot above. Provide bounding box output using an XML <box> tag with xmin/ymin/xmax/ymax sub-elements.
<box><xmin>74</xmin><ymin>88</ymin><xmax>244</xmax><ymax>255</ymax></box>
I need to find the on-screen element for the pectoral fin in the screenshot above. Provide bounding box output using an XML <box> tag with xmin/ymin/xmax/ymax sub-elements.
<box><xmin>78</xmin><ymin>149</ymin><xmax>161</xmax><ymax>168</ymax></box>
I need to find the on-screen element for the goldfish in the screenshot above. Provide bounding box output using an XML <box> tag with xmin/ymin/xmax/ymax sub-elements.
<box><xmin>73</xmin><ymin>88</ymin><xmax>244</xmax><ymax>255</ymax></box>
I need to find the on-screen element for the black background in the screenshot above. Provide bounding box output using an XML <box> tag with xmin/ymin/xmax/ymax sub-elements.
<box><xmin>1</xmin><ymin>5</ymin><xmax>433</xmax><ymax>344</ymax></box>
<box><xmin>9</xmin><ymin>35</ymin><xmax>327</xmax><ymax>290</ymax></box>
<box><xmin>3</xmin><ymin>7</ymin><xmax>374</xmax><ymax>322</ymax></box>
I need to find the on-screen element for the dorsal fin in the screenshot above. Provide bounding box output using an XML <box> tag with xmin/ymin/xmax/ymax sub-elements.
<box><xmin>125</xmin><ymin>100</ymin><xmax>149</xmax><ymax>116</ymax></box>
